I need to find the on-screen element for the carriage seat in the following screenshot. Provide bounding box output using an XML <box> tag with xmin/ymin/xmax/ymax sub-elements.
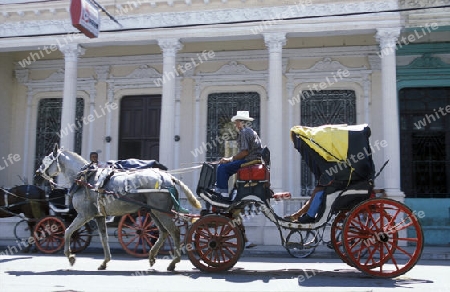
<box><xmin>234</xmin><ymin>162</ymin><xmax>271</xmax><ymax>202</ymax></box>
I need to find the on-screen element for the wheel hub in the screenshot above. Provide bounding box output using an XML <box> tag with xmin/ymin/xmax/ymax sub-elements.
<box><xmin>378</xmin><ymin>232</ymin><xmax>389</xmax><ymax>243</ymax></box>
<box><xmin>208</xmin><ymin>239</ymin><xmax>219</xmax><ymax>249</ymax></box>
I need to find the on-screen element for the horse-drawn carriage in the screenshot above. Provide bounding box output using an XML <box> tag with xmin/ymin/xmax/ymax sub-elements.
<box><xmin>33</xmin><ymin>123</ymin><xmax>423</xmax><ymax>278</ymax></box>
<box><xmin>186</xmin><ymin>124</ymin><xmax>423</xmax><ymax>278</ymax></box>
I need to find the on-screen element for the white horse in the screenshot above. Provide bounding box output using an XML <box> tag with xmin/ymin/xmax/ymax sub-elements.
<box><xmin>36</xmin><ymin>145</ymin><xmax>201</xmax><ymax>271</ymax></box>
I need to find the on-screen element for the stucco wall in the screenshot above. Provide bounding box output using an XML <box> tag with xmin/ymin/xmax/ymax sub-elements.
<box><xmin>0</xmin><ymin>54</ymin><xmax>15</xmax><ymax>187</ymax></box>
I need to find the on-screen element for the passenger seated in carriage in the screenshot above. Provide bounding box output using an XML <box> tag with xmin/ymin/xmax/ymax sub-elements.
<box><xmin>285</xmin><ymin>184</ymin><xmax>325</xmax><ymax>223</ymax></box>
<box><xmin>287</xmin><ymin>124</ymin><xmax>376</xmax><ymax>224</ymax></box>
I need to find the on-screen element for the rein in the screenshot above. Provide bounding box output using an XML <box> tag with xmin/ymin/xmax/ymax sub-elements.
<box><xmin>167</xmin><ymin>164</ymin><xmax>204</xmax><ymax>175</ymax></box>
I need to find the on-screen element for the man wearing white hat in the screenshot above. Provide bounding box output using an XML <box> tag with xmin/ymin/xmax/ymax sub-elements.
<box><xmin>216</xmin><ymin>110</ymin><xmax>263</xmax><ymax>195</ymax></box>
<box><xmin>216</xmin><ymin>111</ymin><xmax>262</xmax><ymax>249</ymax></box>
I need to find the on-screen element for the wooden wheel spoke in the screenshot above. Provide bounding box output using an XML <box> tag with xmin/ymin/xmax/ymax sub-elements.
<box><xmin>342</xmin><ymin>198</ymin><xmax>424</xmax><ymax>278</ymax></box>
<box><xmin>186</xmin><ymin>215</ymin><xmax>244</xmax><ymax>272</ymax></box>
<box><xmin>123</xmin><ymin>234</ymin><xmax>139</xmax><ymax>247</ymax></box>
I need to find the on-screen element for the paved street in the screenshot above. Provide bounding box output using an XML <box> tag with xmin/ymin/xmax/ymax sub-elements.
<box><xmin>1</xmin><ymin>250</ymin><xmax>449</xmax><ymax>292</ymax></box>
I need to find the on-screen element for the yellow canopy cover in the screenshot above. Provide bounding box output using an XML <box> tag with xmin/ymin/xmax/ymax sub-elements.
<box><xmin>290</xmin><ymin>124</ymin><xmax>364</xmax><ymax>162</ymax></box>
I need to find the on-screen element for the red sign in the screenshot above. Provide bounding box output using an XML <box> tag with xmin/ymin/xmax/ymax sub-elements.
<box><xmin>70</xmin><ymin>0</ymin><xmax>100</xmax><ymax>38</ymax></box>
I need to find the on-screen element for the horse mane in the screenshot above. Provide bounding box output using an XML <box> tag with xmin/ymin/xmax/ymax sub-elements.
<box><xmin>61</xmin><ymin>149</ymin><xmax>88</xmax><ymax>164</ymax></box>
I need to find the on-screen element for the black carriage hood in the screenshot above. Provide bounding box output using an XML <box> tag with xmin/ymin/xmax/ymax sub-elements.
<box><xmin>290</xmin><ymin>124</ymin><xmax>375</xmax><ymax>186</ymax></box>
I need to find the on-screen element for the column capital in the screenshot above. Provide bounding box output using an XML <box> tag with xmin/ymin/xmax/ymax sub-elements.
<box><xmin>158</xmin><ymin>38</ymin><xmax>183</xmax><ymax>57</ymax></box>
<box><xmin>375</xmin><ymin>27</ymin><xmax>401</xmax><ymax>50</ymax></box>
<box><xmin>263</xmin><ymin>33</ymin><xmax>286</xmax><ymax>53</ymax></box>
<box><xmin>59</xmin><ymin>43</ymin><xmax>85</xmax><ymax>61</ymax></box>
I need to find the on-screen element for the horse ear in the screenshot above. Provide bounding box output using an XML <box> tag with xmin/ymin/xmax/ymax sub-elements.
<box><xmin>53</xmin><ymin>143</ymin><xmax>59</xmax><ymax>155</ymax></box>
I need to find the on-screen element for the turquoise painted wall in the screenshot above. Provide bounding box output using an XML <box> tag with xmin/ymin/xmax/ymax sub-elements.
<box><xmin>397</xmin><ymin>42</ymin><xmax>450</xmax><ymax>246</ymax></box>
<box><xmin>405</xmin><ymin>198</ymin><xmax>450</xmax><ymax>245</ymax></box>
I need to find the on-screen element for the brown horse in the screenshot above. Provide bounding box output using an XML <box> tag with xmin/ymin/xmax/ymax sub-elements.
<box><xmin>0</xmin><ymin>185</ymin><xmax>49</xmax><ymax>251</ymax></box>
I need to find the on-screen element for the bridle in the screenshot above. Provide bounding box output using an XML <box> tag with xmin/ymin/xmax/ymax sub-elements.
<box><xmin>38</xmin><ymin>150</ymin><xmax>62</xmax><ymax>184</ymax></box>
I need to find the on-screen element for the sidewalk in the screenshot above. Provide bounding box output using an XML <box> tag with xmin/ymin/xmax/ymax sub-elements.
<box><xmin>241</xmin><ymin>244</ymin><xmax>450</xmax><ymax>261</ymax></box>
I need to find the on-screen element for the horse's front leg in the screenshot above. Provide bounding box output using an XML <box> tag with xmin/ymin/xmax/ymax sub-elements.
<box><xmin>94</xmin><ymin>216</ymin><xmax>111</xmax><ymax>270</ymax></box>
<box><xmin>64</xmin><ymin>215</ymin><xmax>89</xmax><ymax>266</ymax></box>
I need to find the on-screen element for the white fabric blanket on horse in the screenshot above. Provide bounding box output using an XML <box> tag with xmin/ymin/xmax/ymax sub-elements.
<box><xmin>94</xmin><ymin>168</ymin><xmax>193</xmax><ymax>213</ymax></box>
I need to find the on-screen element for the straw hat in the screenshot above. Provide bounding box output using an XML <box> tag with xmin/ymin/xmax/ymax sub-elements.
<box><xmin>231</xmin><ymin>111</ymin><xmax>254</xmax><ymax>122</ymax></box>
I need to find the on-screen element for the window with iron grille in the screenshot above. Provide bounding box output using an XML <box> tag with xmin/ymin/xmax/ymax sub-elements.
<box><xmin>34</xmin><ymin>98</ymin><xmax>84</xmax><ymax>178</ymax></box>
<box><xmin>206</xmin><ymin>92</ymin><xmax>260</xmax><ymax>162</ymax></box>
<box><xmin>300</xmin><ymin>89</ymin><xmax>356</xmax><ymax>196</ymax></box>
<box><xmin>399</xmin><ymin>87</ymin><xmax>450</xmax><ymax>198</ymax></box>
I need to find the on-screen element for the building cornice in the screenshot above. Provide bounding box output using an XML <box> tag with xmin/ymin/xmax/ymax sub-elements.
<box><xmin>0</xmin><ymin>1</ymin><xmax>398</xmax><ymax>38</ymax></box>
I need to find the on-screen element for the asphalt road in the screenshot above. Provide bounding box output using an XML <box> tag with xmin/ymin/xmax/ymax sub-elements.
<box><xmin>1</xmin><ymin>252</ymin><xmax>449</xmax><ymax>292</ymax></box>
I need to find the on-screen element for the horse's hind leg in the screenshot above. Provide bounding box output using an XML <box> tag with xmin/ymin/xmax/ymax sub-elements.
<box><xmin>164</xmin><ymin>217</ymin><xmax>180</xmax><ymax>272</ymax></box>
<box><xmin>64</xmin><ymin>215</ymin><xmax>89</xmax><ymax>266</ymax></box>
<box><xmin>147</xmin><ymin>211</ymin><xmax>168</xmax><ymax>268</ymax></box>
<box><xmin>151</xmin><ymin>210</ymin><xmax>181</xmax><ymax>272</ymax></box>
<box><xmin>94</xmin><ymin>216</ymin><xmax>111</xmax><ymax>270</ymax></box>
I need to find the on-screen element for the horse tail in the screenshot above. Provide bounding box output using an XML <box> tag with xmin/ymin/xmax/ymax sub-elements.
<box><xmin>171</xmin><ymin>177</ymin><xmax>202</xmax><ymax>209</ymax></box>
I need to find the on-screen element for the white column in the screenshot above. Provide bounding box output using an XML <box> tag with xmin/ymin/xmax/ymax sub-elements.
<box><xmin>158</xmin><ymin>39</ymin><xmax>183</xmax><ymax>169</ymax></box>
<box><xmin>375</xmin><ymin>28</ymin><xmax>404</xmax><ymax>201</ymax></box>
<box><xmin>264</xmin><ymin>33</ymin><xmax>286</xmax><ymax>194</ymax></box>
<box><xmin>105</xmin><ymin>82</ymin><xmax>114</xmax><ymax>160</ymax></box>
<box><xmin>23</xmin><ymin>90</ymin><xmax>33</xmax><ymax>181</ymax></box>
<box><xmin>59</xmin><ymin>44</ymin><xmax>85</xmax><ymax>151</ymax></box>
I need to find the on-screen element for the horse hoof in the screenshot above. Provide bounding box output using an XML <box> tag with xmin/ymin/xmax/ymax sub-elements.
<box><xmin>68</xmin><ymin>255</ymin><xmax>76</xmax><ymax>266</ymax></box>
<box><xmin>149</xmin><ymin>258</ymin><xmax>155</xmax><ymax>267</ymax></box>
<box><xmin>98</xmin><ymin>264</ymin><xmax>106</xmax><ymax>270</ymax></box>
<box><xmin>167</xmin><ymin>265</ymin><xmax>175</xmax><ymax>272</ymax></box>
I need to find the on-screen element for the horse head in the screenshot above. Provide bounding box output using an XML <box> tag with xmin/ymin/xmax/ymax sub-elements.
<box><xmin>36</xmin><ymin>144</ymin><xmax>89</xmax><ymax>185</ymax></box>
<box><xmin>36</xmin><ymin>144</ymin><xmax>62</xmax><ymax>184</ymax></box>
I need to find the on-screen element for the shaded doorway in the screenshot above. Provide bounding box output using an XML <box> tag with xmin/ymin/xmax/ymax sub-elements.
<box><xmin>119</xmin><ymin>95</ymin><xmax>161</xmax><ymax>160</ymax></box>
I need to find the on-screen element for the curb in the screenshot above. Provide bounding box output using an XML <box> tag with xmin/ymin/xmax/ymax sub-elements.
<box><xmin>241</xmin><ymin>245</ymin><xmax>450</xmax><ymax>261</ymax></box>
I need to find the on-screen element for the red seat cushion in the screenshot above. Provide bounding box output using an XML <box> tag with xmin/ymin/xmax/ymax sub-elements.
<box><xmin>237</xmin><ymin>164</ymin><xmax>269</xmax><ymax>181</ymax></box>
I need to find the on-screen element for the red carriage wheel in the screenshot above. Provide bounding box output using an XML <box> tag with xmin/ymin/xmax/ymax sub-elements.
<box><xmin>185</xmin><ymin>214</ymin><xmax>244</xmax><ymax>272</ymax></box>
<box><xmin>118</xmin><ymin>209</ymin><xmax>160</xmax><ymax>257</ymax></box>
<box><xmin>330</xmin><ymin>211</ymin><xmax>353</xmax><ymax>266</ymax></box>
<box><xmin>34</xmin><ymin>216</ymin><xmax>66</xmax><ymax>254</ymax></box>
<box><xmin>70</xmin><ymin>222</ymin><xmax>93</xmax><ymax>253</ymax></box>
<box><xmin>342</xmin><ymin>198</ymin><xmax>423</xmax><ymax>278</ymax></box>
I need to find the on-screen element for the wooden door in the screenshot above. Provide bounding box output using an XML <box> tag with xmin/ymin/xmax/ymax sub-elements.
<box><xmin>119</xmin><ymin>95</ymin><xmax>161</xmax><ymax>160</ymax></box>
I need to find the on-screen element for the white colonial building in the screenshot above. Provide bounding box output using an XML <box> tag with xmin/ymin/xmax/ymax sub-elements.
<box><xmin>1</xmin><ymin>0</ymin><xmax>449</xmax><ymax>246</ymax></box>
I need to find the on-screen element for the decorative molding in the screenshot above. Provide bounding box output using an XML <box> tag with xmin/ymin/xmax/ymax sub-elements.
<box><xmin>0</xmin><ymin>1</ymin><xmax>398</xmax><ymax>38</ymax></box>
<box><xmin>15</xmin><ymin>69</ymin><xmax>29</xmax><ymax>83</ymax></box>
<box><xmin>402</xmin><ymin>54</ymin><xmax>450</xmax><ymax>69</ymax></box>
<box><xmin>95</xmin><ymin>65</ymin><xmax>110</xmax><ymax>81</ymax></box>
<box><xmin>399</xmin><ymin>0</ymin><xmax>449</xmax><ymax>8</ymax></box>
<box><xmin>44</xmin><ymin>68</ymin><xmax>65</xmax><ymax>82</ymax></box>
<box><xmin>288</xmin><ymin>57</ymin><xmax>367</xmax><ymax>73</ymax></box>
<box><xmin>202</xmin><ymin>61</ymin><xmax>256</xmax><ymax>76</ymax></box>
<box><xmin>193</xmin><ymin>60</ymin><xmax>268</xmax><ymax>98</ymax></box>
<box><xmin>119</xmin><ymin>64</ymin><xmax>161</xmax><ymax>79</ymax></box>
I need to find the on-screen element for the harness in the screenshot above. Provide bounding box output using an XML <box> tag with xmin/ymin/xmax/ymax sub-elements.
<box><xmin>38</xmin><ymin>150</ymin><xmax>62</xmax><ymax>185</ymax></box>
